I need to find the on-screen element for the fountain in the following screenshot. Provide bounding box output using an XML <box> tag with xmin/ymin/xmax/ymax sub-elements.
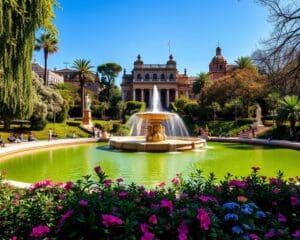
<box><xmin>109</xmin><ymin>85</ymin><xmax>206</xmax><ymax>152</ymax></box>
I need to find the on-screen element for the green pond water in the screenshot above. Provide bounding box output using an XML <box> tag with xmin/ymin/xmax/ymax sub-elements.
<box><xmin>0</xmin><ymin>142</ymin><xmax>299</xmax><ymax>187</ymax></box>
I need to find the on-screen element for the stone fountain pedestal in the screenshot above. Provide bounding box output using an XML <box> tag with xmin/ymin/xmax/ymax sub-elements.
<box><xmin>82</xmin><ymin>110</ymin><xmax>92</xmax><ymax>127</ymax></box>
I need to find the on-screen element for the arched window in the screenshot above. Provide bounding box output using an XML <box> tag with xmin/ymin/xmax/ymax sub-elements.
<box><xmin>161</xmin><ymin>74</ymin><xmax>165</xmax><ymax>80</ymax></box>
<box><xmin>145</xmin><ymin>73</ymin><xmax>150</xmax><ymax>80</ymax></box>
<box><xmin>137</xmin><ymin>73</ymin><xmax>142</xmax><ymax>80</ymax></box>
<box><xmin>169</xmin><ymin>73</ymin><xmax>174</xmax><ymax>80</ymax></box>
<box><xmin>153</xmin><ymin>73</ymin><xmax>157</xmax><ymax>80</ymax></box>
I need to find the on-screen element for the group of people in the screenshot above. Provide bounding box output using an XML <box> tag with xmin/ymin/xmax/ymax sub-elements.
<box><xmin>0</xmin><ymin>132</ymin><xmax>37</xmax><ymax>147</ymax></box>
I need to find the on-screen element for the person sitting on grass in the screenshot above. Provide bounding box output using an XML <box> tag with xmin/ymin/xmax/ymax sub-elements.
<box><xmin>7</xmin><ymin>133</ymin><xmax>21</xmax><ymax>143</ymax></box>
<box><xmin>0</xmin><ymin>135</ymin><xmax>5</xmax><ymax>147</ymax></box>
<box><xmin>28</xmin><ymin>132</ymin><xmax>37</xmax><ymax>142</ymax></box>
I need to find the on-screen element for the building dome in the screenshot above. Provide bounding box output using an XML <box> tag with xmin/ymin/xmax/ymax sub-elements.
<box><xmin>167</xmin><ymin>54</ymin><xmax>176</xmax><ymax>66</ymax></box>
<box><xmin>134</xmin><ymin>54</ymin><xmax>144</xmax><ymax>66</ymax></box>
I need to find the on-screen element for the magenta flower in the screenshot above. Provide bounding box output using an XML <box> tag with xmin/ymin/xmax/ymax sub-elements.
<box><xmin>292</xmin><ymin>230</ymin><xmax>300</xmax><ymax>238</ymax></box>
<box><xmin>140</xmin><ymin>223</ymin><xmax>149</xmax><ymax>233</ymax></box>
<box><xmin>30</xmin><ymin>225</ymin><xmax>50</xmax><ymax>238</ymax></box>
<box><xmin>148</xmin><ymin>214</ymin><xmax>157</xmax><ymax>225</ymax></box>
<box><xmin>228</xmin><ymin>180</ymin><xmax>247</xmax><ymax>188</ymax></box>
<box><xmin>161</xmin><ymin>199</ymin><xmax>173</xmax><ymax>213</ymax></box>
<box><xmin>171</xmin><ymin>176</ymin><xmax>181</xmax><ymax>186</ymax></box>
<box><xmin>31</xmin><ymin>179</ymin><xmax>53</xmax><ymax>189</ymax></box>
<box><xmin>104</xmin><ymin>179</ymin><xmax>112</xmax><ymax>187</ymax></box>
<box><xmin>11</xmin><ymin>236</ymin><xmax>17</xmax><ymax>240</ymax></box>
<box><xmin>269</xmin><ymin>178</ymin><xmax>283</xmax><ymax>185</ymax></box>
<box><xmin>290</xmin><ymin>196</ymin><xmax>298</xmax><ymax>206</ymax></box>
<box><xmin>58</xmin><ymin>210</ymin><xmax>73</xmax><ymax>225</ymax></box>
<box><xmin>197</xmin><ymin>208</ymin><xmax>211</xmax><ymax>231</ymax></box>
<box><xmin>249</xmin><ymin>233</ymin><xmax>259</xmax><ymax>240</ymax></box>
<box><xmin>118</xmin><ymin>191</ymin><xmax>127</xmax><ymax>198</ymax></box>
<box><xmin>265</xmin><ymin>229</ymin><xmax>275</xmax><ymax>238</ymax></box>
<box><xmin>178</xmin><ymin>222</ymin><xmax>189</xmax><ymax>240</ymax></box>
<box><xmin>141</xmin><ymin>231</ymin><xmax>154</xmax><ymax>240</ymax></box>
<box><xmin>199</xmin><ymin>195</ymin><xmax>212</xmax><ymax>202</ymax></box>
<box><xmin>94</xmin><ymin>166</ymin><xmax>102</xmax><ymax>174</ymax></box>
<box><xmin>102</xmin><ymin>214</ymin><xmax>123</xmax><ymax>228</ymax></box>
<box><xmin>64</xmin><ymin>181</ymin><xmax>74</xmax><ymax>191</ymax></box>
<box><xmin>79</xmin><ymin>199</ymin><xmax>89</xmax><ymax>206</ymax></box>
<box><xmin>278</xmin><ymin>213</ymin><xmax>287</xmax><ymax>223</ymax></box>
<box><xmin>116</xmin><ymin>178</ymin><xmax>123</xmax><ymax>183</ymax></box>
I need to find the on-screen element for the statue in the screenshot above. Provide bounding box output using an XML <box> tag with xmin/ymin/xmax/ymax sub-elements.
<box><xmin>255</xmin><ymin>103</ymin><xmax>263</xmax><ymax>126</ymax></box>
<box><xmin>84</xmin><ymin>94</ymin><xmax>91</xmax><ymax>111</ymax></box>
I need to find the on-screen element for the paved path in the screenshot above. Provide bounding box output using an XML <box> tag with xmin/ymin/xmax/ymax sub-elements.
<box><xmin>208</xmin><ymin>137</ymin><xmax>300</xmax><ymax>150</ymax></box>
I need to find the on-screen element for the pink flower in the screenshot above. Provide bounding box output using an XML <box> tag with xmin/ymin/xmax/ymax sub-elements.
<box><xmin>94</xmin><ymin>166</ymin><xmax>102</xmax><ymax>174</ymax></box>
<box><xmin>116</xmin><ymin>178</ymin><xmax>123</xmax><ymax>183</ymax></box>
<box><xmin>31</xmin><ymin>179</ymin><xmax>53</xmax><ymax>189</ymax></box>
<box><xmin>292</xmin><ymin>230</ymin><xmax>300</xmax><ymax>238</ymax></box>
<box><xmin>102</xmin><ymin>214</ymin><xmax>123</xmax><ymax>228</ymax></box>
<box><xmin>171</xmin><ymin>177</ymin><xmax>181</xmax><ymax>186</ymax></box>
<box><xmin>161</xmin><ymin>199</ymin><xmax>173</xmax><ymax>213</ymax></box>
<box><xmin>104</xmin><ymin>179</ymin><xmax>112</xmax><ymax>187</ymax></box>
<box><xmin>148</xmin><ymin>214</ymin><xmax>157</xmax><ymax>225</ymax></box>
<box><xmin>79</xmin><ymin>199</ymin><xmax>89</xmax><ymax>206</ymax></box>
<box><xmin>269</xmin><ymin>178</ymin><xmax>283</xmax><ymax>185</ymax></box>
<box><xmin>140</xmin><ymin>223</ymin><xmax>149</xmax><ymax>233</ymax></box>
<box><xmin>58</xmin><ymin>210</ymin><xmax>73</xmax><ymax>225</ymax></box>
<box><xmin>141</xmin><ymin>231</ymin><xmax>154</xmax><ymax>240</ymax></box>
<box><xmin>178</xmin><ymin>222</ymin><xmax>189</xmax><ymax>240</ymax></box>
<box><xmin>30</xmin><ymin>225</ymin><xmax>50</xmax><ymax>238</ymax></box>
<box><xmin>159</xmin><ymin>182</ymin><xmax>166</xmax><ymax>187</ymax></box>
<box><xmin>278</xmin><ymin>213</ymin><xmax>287</xmax><ymax>223</ymax></box>
<box><xmin>251</xmin><ymin>166</ymin><xmax>260</xmax><ymax>172</ymax></box>
<box><xmin>64</xmin><ymin>181</ymin><xmax>74</xmax><ymax>191</ymax></box>
<box><xmin>118</xmin><ymin>191</ymin><xmax>127</xmax><ymax>198</ymax></box>
<box><xmin>11</xmin><ymin>236</ymin><xmax>17</xmax><ymax>240</ymax></box>
<box><xmin>290</xmin><ymin>196</ymin><xmax>298</xmax><ymax>206</ymax></box>
<box><xmin>197</xmin><ymin>208</ymin><xmax>211</xmax><ymax>231</ymax></box>
<box><xmin>14</xmin><ymin>193</ymin><xmax>20</xmax><ymax>199</ymax></box>
<box><xmin>249</xmin><ymin>233</ymin><xmax>259</xmax><ymax>240</ymax></box>
<box><xmin>228</xmin><ymin>180</ymin><xmax>247</xmax><ymax>188</ymax></box>
<box><xmin>199</xmin><ymin>195</ymin><xmax>211</xmax><ymax>202</ymax></box>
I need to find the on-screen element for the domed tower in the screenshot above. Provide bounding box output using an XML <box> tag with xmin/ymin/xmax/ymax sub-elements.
<box><xmin>134</xmin><ymin>54</ymin><xmax>144</xmax><ymax>68</ymax></box>
<box><xmin>209</xmin><ymin>46</ymin><xmax>228</xmax><ymax>80</ymax></box>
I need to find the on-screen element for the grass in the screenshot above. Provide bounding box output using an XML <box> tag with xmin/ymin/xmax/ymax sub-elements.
<box><xmin>0</xmin><ymin>121</ymin><xmax>90</xmax><ymax>141</ymax></box>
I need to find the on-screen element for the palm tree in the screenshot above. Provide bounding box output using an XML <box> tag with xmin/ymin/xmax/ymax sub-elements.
<box><xmin>234</xmin><ymin>56</ymin><xmax>257</xmax><ymax>71</ymax></box>
<box><xmin>277</xmin><ymin>95</ymin><xmax>300</xmax><ymax>138</ymax></box>
<box><xmin>35</xmin><ymin>33</ymin><xmax>59</xmax><ymax>85</ymax></box>
<box><xmin>72</xmin><ymin>59</ymin><xmax>94</xmax><ymax>114</ymax></box>
<box><xmin>192</xmin><ymin>72</ymin><xmax>208</xmax><ymax>96</ymax></box>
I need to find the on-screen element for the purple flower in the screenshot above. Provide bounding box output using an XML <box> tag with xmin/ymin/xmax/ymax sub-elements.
<box><xmin>232</xmin><ymin>225</ymin><xmax>243</xmax><ymax>234</ymax></box>
<box><xmin>58</xmin><ymin>210</ymin><xmax>73</xmax><ymax>225</ymax></box>
<box><xmin>269</xmin><ymin>178</ymin><xmax>283</xmax><ymax>185</ymax></box>
<box><xmin>116</xmin><ymin>178</ymin><xmax>123</xmax><ymax>183</ymax></box>
<box><xmin>228</xmin><ymin>180</ymin><xmax>247</xmax><ymax>188</ymax></box>
<box><xmin>249</xmin><ymin>233</ymin><xmax>259</xmax><ymax>240</ymax></box>
<box><xmin>161</xmin><ymin>199</ymin><xmax>173</xmax><ymax>213</ymax></box>
<box><xmin>79</xmin><ymin>199</ymin><xmax>88</xmax><ymax>206</ymax></box>
<box><xmin>290</xmin><ymin>196</ymin><xmax>298</xmax><ymax>206</ymax></box>
<box><xmin>64</xmin><ymin>181</ymin><xmax>74</xmax><ymax>191</ymax></box>
<box><xmin>102</xmin><ymin>214</ymin><xmax>123</xmax><ymax>228</ymax></box>
<box><xmin>94</xmin><ymin>166</ymin><xmax>102</xmax><ymax>174</ymax></box>
<box><xmin>118</xmin><ymin>191</ymin><xmax>127</xmax><ymax>198</ymax></box>
<box><xmin>11</xmin><ymin>236</ymin><xmax>17</xmax><ymax>240</ymax></box>
<box><xmin>292</xmin><ymin>230</ymin><xmax>300</xmax><ymax>238</ymax></box>
<box><xmin>278</xmin><ymin>213</ymin><xmax>287</xmax><ymax>223</ymax></box>
<box><xmin>265</xmin><ymin>229</ymin><xmax>275</xmax><ymax>238</ymax></box>
<box><xmin>178</xmin><ymin>222</ymin><xmax>189</xmax><ymax>240</ymax></box>
<box><xmin>104</xmin><ymin>179</ymin><xmax>112</xmax><ymax>187</ymax></box>
<box><xmin>199</xmin><ymin>195</ymin><xmax>211</xmax><ymax>202</ymax></box>
<box><xmin>30</xmin><ymin>225</ymin><xmax>50</xmax><ymax>238</ymax></box>
<box><xmin>197</xmin><ymin>208</ymin><xmax>211</xmax><ymax>231</ymax></box>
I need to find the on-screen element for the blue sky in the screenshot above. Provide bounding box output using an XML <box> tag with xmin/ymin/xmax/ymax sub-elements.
<box><xmin>35</xmin><ymin>0</ymin><xmax>272</xmax><ymax>85</ymax></box>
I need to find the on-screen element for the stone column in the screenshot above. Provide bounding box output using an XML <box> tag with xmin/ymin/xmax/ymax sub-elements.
<box><xmin>141</xmin><ymin>88</ymin><xmax>144</xmax><ymax>102</ymax></box>
<box><xmin>133</xmin><ymin>89</ymin><xmax>136</xmax><ymax>101</ymax></box>
<box><xmin>175</xmin><ymin>89</ymin><xmax>179</xmax><ymax>99</ymax></box>
<box><xmin>186</xmin><ymin>91</ymin><xmax>189</xmax><ymax>98</ymax></box>
<box><xmin>166</xmin><ymin>89</ymin><xmax>170</xmax><ymax>107</ymax></box>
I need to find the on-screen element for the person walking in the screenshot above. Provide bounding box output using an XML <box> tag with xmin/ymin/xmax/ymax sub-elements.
<box><xmin>48</xmin><ymin>128</ymin><xmax>53</xmax><ymax>141</ymax></box>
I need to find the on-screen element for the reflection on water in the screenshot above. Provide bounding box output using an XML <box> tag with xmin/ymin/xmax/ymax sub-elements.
<box><xmin>0</xmin><ymin>142</ymin><xmax>299</xmax><ymax>188</ymax></box>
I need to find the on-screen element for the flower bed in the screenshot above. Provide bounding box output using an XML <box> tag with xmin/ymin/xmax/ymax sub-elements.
<box><xmin>0</xmin><ymin>167</ymin><xmax>299</xmax><ymax>239</ymax></box>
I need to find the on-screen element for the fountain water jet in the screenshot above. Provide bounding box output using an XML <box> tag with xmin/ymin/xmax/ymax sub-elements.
<box><xmin>109</xmin><ymin>85</ymin><xmax>205</xmax><ymax>151</ymax></box>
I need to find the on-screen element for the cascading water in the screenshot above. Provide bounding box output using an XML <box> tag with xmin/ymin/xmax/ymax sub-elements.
<box><xmin>127</xmin><ymin>85</ymin><xmax>189</xmax><ymax>138</ymax></box>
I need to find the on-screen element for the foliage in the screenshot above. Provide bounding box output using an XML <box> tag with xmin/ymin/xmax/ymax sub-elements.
<box><xmin>0</xmin><ymin>167</ymin><xmax>299</xmax><ymax>239</ymax></box>
<box><xmin>35</xmin><ymin>33</ymin><xmax>59</xmax><ymax>85</ymax></box>
<box><xmin>72</xmin><ymin>59</ymin><xmax>95</xmax><ymax>114</ymax></box>
<box><xmin>192</xmin><ymin>72</ymin><xmax>209</xmax><ymax>97</ymax></box>
<box><xmin>206</xmin><ymin>120</ymin><xmax>253</xmax><ymax>137</ymax></box>
<box><xmin>0</xmin><ymin>0</ymin><xmax>58</xmax><ymax>129</ymax></box>
<box><xmin>277</xmin><ymin>95</ymin><xmax>300</xmax><ymax>138</ymax></box>
<box><xmin>234</xmin><ymin>56</ymin><xmax>257</xmax><ymax>71</ymax></box>
<box><xmin>30</xmin><ymin>117</ymin><xmax>48</xmax><ymax>130</ymax></box>
<box><xmin>97</xmin><ymin>63</ymin><xmax>122</xmax><ymax>101</ymax></box>
<box><xmin>123</xmin><ymin>101</ymin><xmax>146</xmax><ymax>122</ymax></box>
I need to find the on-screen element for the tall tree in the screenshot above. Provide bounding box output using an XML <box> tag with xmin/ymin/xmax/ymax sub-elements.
<box><xmin>234</xmin><ymin>56</ymin><xmax>257</xmax><ymax>71</ymax></box>
<box><xmin>97</xmin><ymin>63</ymin><xmax>122</xmax><ymax>100</ymax></box>
<box><xmin>0</xmin><ymin>0</ymin><xmax>57</xmax><ymax>129</ymax></box>
<box><xmin>192</xmin><ymin>72</ymin><xmax>208</xmax><ymax>96</ymax></box>
<box><xmin>35</xmin><ymin>33</ymin><xmax>59</xmax><ymax>86</ymax></box>
<box><xmin>277</xmin><ymin>95</ymin><xmax>300</xmax><ymax>138</ymax></box>
<box><xmin>72</xmin><ymin>59</ymin><xmax>94</xmax><ymax>114</ymax></box>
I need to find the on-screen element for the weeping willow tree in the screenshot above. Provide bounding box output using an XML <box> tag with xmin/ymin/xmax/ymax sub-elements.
<box><xmin>0</xmin><ymin>0</ymin><xmax>58</xmax><ymax>129</ymax></box>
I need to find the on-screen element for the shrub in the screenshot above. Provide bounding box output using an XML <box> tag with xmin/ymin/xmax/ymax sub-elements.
<box><xmin>66</xmin><ymin>121</ymin><xmax>81</xmax><ymax>127</ymax></box>
<box><xmin>0</xmin><ymin>168</ymin><xmax>299</xmax><ymax>239</ymax></box>
<box><xmin>30</xmin><ymin>117</ymin><xmax>47</xmax><ymax>130</ymax></box>
<box><xmin>68</xmin><ymin>105</ymin><xmax>81</xmax><ymax>118</ymax></box>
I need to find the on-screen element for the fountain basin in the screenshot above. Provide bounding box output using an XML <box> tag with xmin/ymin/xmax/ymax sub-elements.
<box><xmin>109</xmin><ymin>136</ymin><xmax>206</xmax><ymax>152</ymax></box>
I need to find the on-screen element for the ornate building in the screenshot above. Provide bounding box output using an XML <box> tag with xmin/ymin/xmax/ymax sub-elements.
<box><xmin>208</xmin><ymin>46</ymin><xmax>234</xmax><ymax>80</ymax></box>
<box><xmin>121</xmin><ymin>55</ymin><xmax>196</xmax><ymax>109</ymax></box>
<box><xmin>32</xmin><ymin>62</ymin><xmax>64</xmax><ymax>85</ymax></box>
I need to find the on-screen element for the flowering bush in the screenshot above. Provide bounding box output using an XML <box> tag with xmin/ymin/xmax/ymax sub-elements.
<box><xmin>0</xmin><ymin>166</ymin><xmax>299</xmax><ymax>239</ymax></box>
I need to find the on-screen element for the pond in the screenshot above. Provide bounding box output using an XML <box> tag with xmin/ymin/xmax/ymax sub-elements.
<box><xmin>0</xmin><ymin>142</ymin><xmax>299</xmax><ymax>187</ymax></box>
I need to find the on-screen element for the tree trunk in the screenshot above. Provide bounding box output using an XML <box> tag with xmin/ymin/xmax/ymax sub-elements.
<box><xmin>44</xmin><ymin>50</ymin><xmax>48</xmax><ymax>86</ymax></box>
